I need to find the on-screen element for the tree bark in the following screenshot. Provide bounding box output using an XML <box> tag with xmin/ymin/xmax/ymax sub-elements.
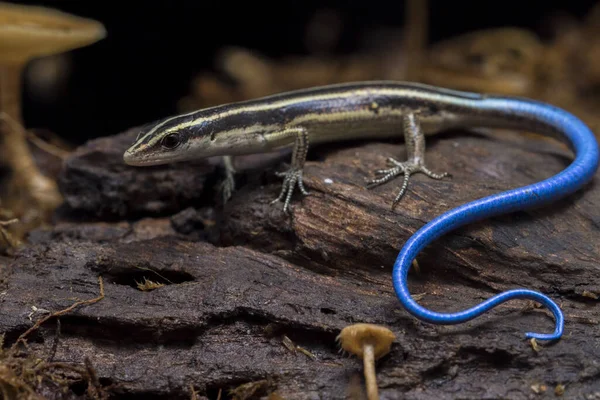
<box><xmin>2</xmin><ymin>125</ymin><xmax>599</xmax><ymax>399</ymax></box>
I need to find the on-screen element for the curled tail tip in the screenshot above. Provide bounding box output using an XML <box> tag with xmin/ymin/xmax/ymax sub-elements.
<box><xmin>524</xmin><ymin>325</ymin><xmax>563</xmax><ymax>342</ymax></box>
<box><xmin>524</xmin><ymin>296</ymin><xmax>564</xmax><ymax>341</ymax></box>
<box><xmin>525</xmin><ymin>332</ymin><xmax>561</xmax><ymax>341</ymax></box>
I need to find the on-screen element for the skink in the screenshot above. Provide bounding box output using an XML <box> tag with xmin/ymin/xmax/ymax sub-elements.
<box><xmin>123</xmin><ymin>81</ymin><xmax>599</xmax><ymax>341</ymax></box>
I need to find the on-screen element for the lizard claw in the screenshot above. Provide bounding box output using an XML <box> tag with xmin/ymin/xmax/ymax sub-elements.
<box><xmin>367</xmin><ymin>157</ymin><xmax>450</xmax><ymax>209</ymax></box>
<box><xmin>271</xmin><ymin>168</ymin><xmax>309</xmax><ymax>213</ymax></box>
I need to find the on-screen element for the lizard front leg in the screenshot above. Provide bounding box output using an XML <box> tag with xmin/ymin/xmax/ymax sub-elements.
<box><xmin>267</xmin><ymin>127</ymin><xmax>310</xmax><ymax>213</ymax></box>
<box><xmin>367</xmin><ymin>113</ymin><xmax>450</xmax><ymax>208</ymax></box>
<box><xmin>219</xmin><ymin>155</ymin><xmax>236</xmax><ymax>203</ymax></box>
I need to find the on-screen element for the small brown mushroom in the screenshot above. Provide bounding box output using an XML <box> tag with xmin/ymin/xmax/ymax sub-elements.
<box><xmin>0</xmin><ymin>2</ymin><xmax>105</xmax><ymax>223</ymax></box>
<box><xmin>337</xmin><ymin>323</ymin><xmax>396</xmax><ymax>400</ymax></box>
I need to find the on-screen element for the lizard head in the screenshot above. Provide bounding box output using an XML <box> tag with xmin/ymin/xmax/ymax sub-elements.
<box><xmin>123</xmin><ymin>113</ymin><xmax>214</xmax><ymax>166</ymax></box>
<box><xmin>124</xmin><ymin>109</ymin><xmax>273</xmax><ymax>166</ymax></box>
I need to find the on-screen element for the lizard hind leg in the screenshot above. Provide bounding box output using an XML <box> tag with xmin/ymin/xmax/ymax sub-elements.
<box><xmin>367</xmin><ymin>113</ymin><xmax>450</xmax><ymax>209</ymax></box>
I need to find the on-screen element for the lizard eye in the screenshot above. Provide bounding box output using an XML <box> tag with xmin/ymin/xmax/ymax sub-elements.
<box><xmin>161</xmin><ymin>133</ymin><xmax>181</xmax><ymax>149</ymax></box>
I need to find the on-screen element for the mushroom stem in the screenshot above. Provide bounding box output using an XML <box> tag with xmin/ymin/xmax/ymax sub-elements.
<box><xmin>337</xmin><ymin>324</ymin><xmax>395</xmax><ymax>400</ymax></box>
<box><xmin>362</xmin><ymin>343</ymin><xmax>379</xmax><ymax>400</ymax></box>
<box><xmin>0</xmin><ymin>61</ymin><xmax>63</xmax><ymax>215</ymax></box>
<box><xmin>0</xmin><ymin>1</ymin><xmax>105</xmax><ymax>234</ymax></box>
<box><xmin>0</xmin><ymin>62</ymin><xmax>22</xmax><ymax>119</ymax></box>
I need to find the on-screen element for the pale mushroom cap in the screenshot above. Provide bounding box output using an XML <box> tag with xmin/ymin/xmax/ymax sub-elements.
<box><xmin>337</xmin><ymin>323</ymin><xmax>396</xmax><ymax>359</ymax></box>
<box><xmin>0</xmin><ymin>2</ymin><xmax>106</xmax><ymax>64</ymax></box>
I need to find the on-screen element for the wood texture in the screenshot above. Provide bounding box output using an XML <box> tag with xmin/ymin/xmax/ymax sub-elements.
<box><xmin>1</xmin><ymin>125</ymin><xmax>599</xmax><ymax>399</ymax></box>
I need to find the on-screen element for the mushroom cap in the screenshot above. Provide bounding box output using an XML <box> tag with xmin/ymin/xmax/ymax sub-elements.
<box><xmin>337</xmin><ymin>323</ymin><xmax>396</xmax><ymax>359</ymax></box>
<box><xmin>0</xmin><ymin>2</ymin><xmax>106</xmax><ymax>64</ymax></box>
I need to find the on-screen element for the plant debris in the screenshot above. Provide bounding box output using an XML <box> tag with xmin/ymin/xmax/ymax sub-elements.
<box><xmin>530</xmin><ymin>338</ymin><xmax>541</xmax><ymax>352</ymax></box>
<box><xmin>281</xmin><ymin>335</ymin><xmax>316</xmax><ymax>360</ymax></box>
<box><xmin>12</xmin><ymin>276</ymin><xmax>105</xmax><ymax>350</ymax></box>
<box><xmin>0</xmin><ymin>276</ymin><xmax>107</xmax><ymax>399</ymax></box>
<box><xmin>135</xmin><ymin>277</ymin><xmax>165</xmax><ymax>291</ymax></box>
<box><xmin>531</xmin><ymin>383</ymin><xmax>547</xmax><ymax>394</ymax></box>
<box><xmin>228</xmin><ymin>379</ymin><xmax>270</xmax><ymax>400</ymax></box>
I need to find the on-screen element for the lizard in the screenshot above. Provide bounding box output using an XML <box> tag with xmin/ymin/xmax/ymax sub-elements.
<box><xmin>123</xmin><ymin>81</ymin><xmax>599</xmax><ymax>341</ymax></box>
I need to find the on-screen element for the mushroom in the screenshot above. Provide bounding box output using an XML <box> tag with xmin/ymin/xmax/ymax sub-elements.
<box><xmin>0</xmin><ymin>2</ymin><xmax>105</xmax><ymax>221</ymax></box>
<box><xmin>337</xmin><ymin>323</ymin><xmax>396</xmax><ymax>400</ymax></box>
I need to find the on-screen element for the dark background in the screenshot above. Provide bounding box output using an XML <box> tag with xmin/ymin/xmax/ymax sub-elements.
<box><xmin>11</xmin><ymin>0</ymin><xmax>599</xmax><ymax>144</ymax></box>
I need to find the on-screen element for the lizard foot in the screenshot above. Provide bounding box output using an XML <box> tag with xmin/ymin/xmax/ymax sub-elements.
<box><xmin>367</xmin><ymin>157</ymin><xmax>450</xmax><ymax>209</ymax></box>
<box><xmin>271</xmin><ymin>168</ymin><xmax>309</xmax><ymax>213</ymax></box>
<box><xmin>218</xmin><ymin>173</ymin><xmax>236</xmax><ymax>204</ymax></box>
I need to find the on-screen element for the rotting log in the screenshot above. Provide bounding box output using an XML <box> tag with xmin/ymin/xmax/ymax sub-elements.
<box><xmin>1</xmin><ymin>126</ymin><xmax>599</xmax><ymax>399</ymax></box>
<box><xmin>57</xmin><ymin>128</ymin><xmax>217</xmax><ymax>219</ymax></box>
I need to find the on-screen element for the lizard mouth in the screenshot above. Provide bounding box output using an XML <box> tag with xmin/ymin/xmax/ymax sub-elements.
<box><xmin>123</xmin><ymin>151</ymin><xmax>171</xmax><ymax>166</ymax></box>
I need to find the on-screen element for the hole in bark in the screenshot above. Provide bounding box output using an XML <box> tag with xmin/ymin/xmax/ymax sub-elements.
<box><xmin>2</xmin><ymin>329</ymin><xmax>33</xmax><ymax>347</ymax></box>
<box><xmin>69</xmin><ymin>380</ymin><xmax>87</xmax><ymax>396</ymax></box>
<box><xmin>105</xmin><ymin>269</ymin><xmax>195</xmax><ymax>289</ymax></box>
<box><xmin>457</xmin><ymin>346</ymin><xmax>515</xmax><ymax>368</ymax></box>
<box><xmin>320</xmin><ymin>307</ymin><xmax>336</xmax><ymax>315</ymax></box>
<box><xmin>421</xmin><ymin>361</ymin><xmax>451</xmax><ymax>381</ymax></box>
<box><xmin>55</xmin><ymin>316</ymin><xmax>198</xmax><ymax>348</ymax></box>
<box><xmin>206</xmin><ymin>385</ymin><xmax>232</xmax><ymax>400</ymax></box>
<box><xmin>69</xmin><ymin>378</ymin><xmax>113</xmax><ymax>396</ymax></box>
